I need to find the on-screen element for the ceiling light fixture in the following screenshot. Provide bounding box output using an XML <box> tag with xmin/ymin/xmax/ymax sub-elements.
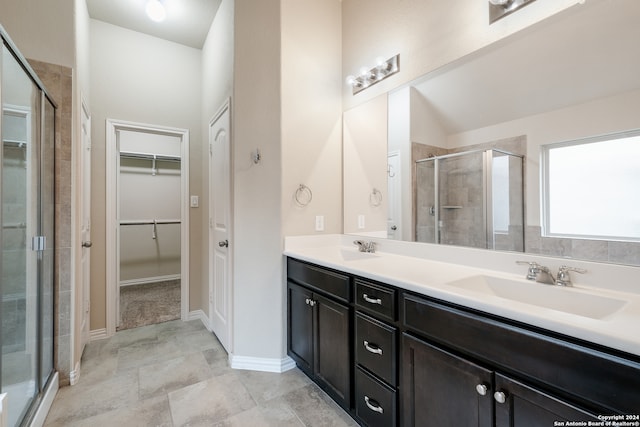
<box><xmin>345</xmin><ymin>54</ymin><xmax>400</xmax><ymax>95</ymax></box>
<box><xmin>146</xmin><ymin>0</ymin><xmax>167</xmax><ymax>22</ymax></box>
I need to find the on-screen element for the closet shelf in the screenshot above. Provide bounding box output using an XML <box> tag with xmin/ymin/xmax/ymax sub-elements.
<box><xmin>119</xmin><ymin>151</ymin><xmax>181</xmax><ymax>162</ymax></box>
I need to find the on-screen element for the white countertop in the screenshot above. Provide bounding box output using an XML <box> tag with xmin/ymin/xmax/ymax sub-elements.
<box><xmin>284</xmin><ymin>235</ymin><xmax>640</xmax><ymax>357</ymax></box>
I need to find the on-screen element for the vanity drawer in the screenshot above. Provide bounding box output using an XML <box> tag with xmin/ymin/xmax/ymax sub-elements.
<box><xmin>355</xmin><ymin>367</ymin><xmax>397</xmax><ymax>427</ymax></box>
<box><xmin>355</xmin><ymin>312</ymin><xmax>397</xmax><ymax>386</ymax></box>
<box><xmin>287</xmin><ymin>258</ymin><xmax>351</xmax><ymax>303</ymax></box>
<box><xmin>355</xmin><ymin>279</ymin><xmax>396</xmax><ymax>321</ymax></box>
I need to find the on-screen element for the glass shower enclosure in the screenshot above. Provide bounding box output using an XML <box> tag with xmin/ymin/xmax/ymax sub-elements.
<box><xmin>415</xmin><ymin>149</ymin><xmax>524</xmax><ymax>251</ymax></box>
<box><xmin>1</xmin><ymin>26</ymin><xmax>56</xmax><ymax>427</ymax></box>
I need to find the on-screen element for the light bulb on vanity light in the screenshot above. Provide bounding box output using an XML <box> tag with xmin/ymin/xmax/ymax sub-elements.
<box><xmin>345</xmin><ymin>75</ymin><xmax>356</xmax><ymax>86</ymax></box>
<box><xmin>488</xmin><ymin>0</ymin><xmax>512</xmax><ymax>5</ymax></box>
<box><xmin>146</xmin><ymin>0</ymin><xmax>167</xmax><ymax>22</ymax></box>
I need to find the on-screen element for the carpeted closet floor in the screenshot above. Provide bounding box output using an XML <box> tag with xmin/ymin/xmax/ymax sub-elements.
<box><xmin>118</xmin><ymin>280</ymin><xmax>181</xmax><ymax>330</ymax></box>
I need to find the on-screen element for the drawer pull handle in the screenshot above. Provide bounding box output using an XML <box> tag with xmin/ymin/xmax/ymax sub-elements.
<box><xmin>363</xmin><ymin>294</ymin><xmax>382</xmax><ymax>305</ymax></box>
<box><xmin>363</xmin><ymin>340</ymin><xmax>383</xmax><ymax>355</ymax></box>
<box><xmin>364</xmin><ymin>396</ymin><xmax>384</xmax><ymax>414</ymax></box>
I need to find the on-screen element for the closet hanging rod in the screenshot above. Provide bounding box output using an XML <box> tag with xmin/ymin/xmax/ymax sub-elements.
<box><xmin>119</xmin><ymin>219</ymin><xmax>181</xmax><ymax>226</ymax></box>
<box><xmin>3</xmin><ymin>140</ymin><xmax>28</xmax><ymax>148</ymax></box>
<box><xmin>2</xmin><ymin>222</ymin><xmax>27</xmax><ymax>229</ymax></box>
<box><xmin>119</xmin><ymin>151</ymin><xmax>181</xmax><ymax>162</ymax></box>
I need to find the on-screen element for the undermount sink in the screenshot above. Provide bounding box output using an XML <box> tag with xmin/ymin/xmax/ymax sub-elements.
<box><xmin>447</xmin><ymin>275</ymin><xmax>627</xmax><ymax>320</ymax></box>
<box><xmin>339</xmin><ymin>248</ymin><xmax>379</xmax><ymax>261</ymax></box>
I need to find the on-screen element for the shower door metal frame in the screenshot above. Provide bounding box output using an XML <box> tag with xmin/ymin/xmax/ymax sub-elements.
<box><xmin>415</xmin><ymin>148</ymin><xmax>523</xmax><ymax>249</ymax></box>
<box><xmin>1</xmin><ymin>24</ymin><xmax>58</xmax><ymax>427</ymax></box>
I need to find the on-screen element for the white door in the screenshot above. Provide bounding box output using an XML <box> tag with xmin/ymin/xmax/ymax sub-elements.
<box><xmin>80</xmin><ymin>101</ymin><xmax>91</xmax><ymax>350</ymax></box>
<box><xmin>209</xmin><ymin>101</ymin><xmax>232</xmax><ymax>352</ymax></box>
<box><xmin>387</xmin><ymin>151</ymin><xmax>402</xmax><ymax>239</ymax></box>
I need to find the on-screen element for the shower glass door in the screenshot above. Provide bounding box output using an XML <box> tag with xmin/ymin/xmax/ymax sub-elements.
<box><xmin>1</xmin><ymin>43</ymin><xmax>40</xmax><ymax>427</ymax></box>
<box><xmin>1</xmin><ymin>40</ymin><xmax>55</xmax><ymax>427</ymax></box>
<box><xmin>438</xmin><ymin>151</ymin><xmax>485</xmax><ymax>248</ymax></box>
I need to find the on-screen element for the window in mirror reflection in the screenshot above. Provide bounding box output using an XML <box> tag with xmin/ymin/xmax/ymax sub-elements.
<box><xmin>542</xmin><ymin>132</ymin><xmax>640</xmax><ymax>241</ymax></box>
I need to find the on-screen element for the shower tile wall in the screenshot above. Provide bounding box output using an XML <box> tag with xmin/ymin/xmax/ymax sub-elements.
<box><xmin>1</xmin><ymin>146</ymin><xmax>27</xmax><ymax>354</ymax></box>
<box><xmin>28</xmin><ymin>59</ymin><xmax>73</xmax><ymax>384</ymax></box>
<box><xmin>438</xmin><ymin>153</ymin><xmax>485</xmax><ymax>248</ymax></box>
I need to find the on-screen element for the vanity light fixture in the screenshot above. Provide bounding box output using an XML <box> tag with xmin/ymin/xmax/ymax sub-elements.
<box><xmin>345</xmin><ymin>54</ymin><xmax>400</xmax><ymax>95</ymax></box>
<box><xmin>146</xmin><ymin>0</ymin><xmax>167</xmax><ymax>22</ymax></box>
<box><xmin>489</xmin><ymin>0</ymin><xmax>537</xmax><ymax>24</ymax></box>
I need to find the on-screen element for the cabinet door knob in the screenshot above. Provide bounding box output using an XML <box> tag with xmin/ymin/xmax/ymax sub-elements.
<box><xmin>305</xmin><ymin>298</ymin><xmax>310</xmax><ymax>305</ymax></box>
<box><xmin>363</xmin><ymin>340</ymin><xmax>383</xmax><ymax>355</ymax></box>
<box><xmin>82</xmin><ymin>241</ymin><xmax>92</xmax><ymax>248</ymax></box>
<box><xmin>475</xmin><ymin>384</ymin><xmax>488</xmax><ymax>396</ymax></box>
<box><xmin>364</xmin><ymin>396</ymin><xmax>384</xmax><ymax>414</ymax></box>
<box><xmin>363</xmin><ymin>294</ymin><xmax>382</xmax><ymax>305</ymax></box>
<box><xmin>494</xmin><ymin>391</ymin><xmax>507</xmax><ymax>404</ymax></box>
<box><xmin>308</xmin><ymin>299</ymin><xmax>316</xmax><ymax>307</ymax></box>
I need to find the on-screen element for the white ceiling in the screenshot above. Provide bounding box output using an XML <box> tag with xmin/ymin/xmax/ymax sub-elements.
<box><xmin>86</xmin><ymin>0</ymin><xmax>221</xmax><ymax>49</ymax></box>
<box><xmin>410</xmin><ymin>0</ymin><xmax>640</xmax><ymax>134</ymax></box>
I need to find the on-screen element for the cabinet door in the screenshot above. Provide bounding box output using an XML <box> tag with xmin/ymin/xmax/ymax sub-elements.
<box><xmin>315</xmin><ymin>293</ymin><xmax>352</xmax><ymax>408</ymax></box>
<box><xmin>288</xmin><ymin>282</ymin><xmax>314</xmax><ymax>373</ymax></box>
<box><xmin>495</xmin><ymin>374</ymin><xmax>599</xmax><ymax>427</ymax></box>
<box><xmin>401</xmin><ymin>333</ymin><xmax>493</xmax><ymax>427</ymax></box>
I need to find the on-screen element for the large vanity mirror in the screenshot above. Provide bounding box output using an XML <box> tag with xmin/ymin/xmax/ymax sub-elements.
<box><xmin>343</xmin><ymin>0</ymin><xmax>640</xmax><ymax>266</ymax></box>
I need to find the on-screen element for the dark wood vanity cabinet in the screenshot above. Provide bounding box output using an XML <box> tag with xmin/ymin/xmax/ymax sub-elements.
<box><xmin>286</xmin><ymin>257</ymin><xmax>640</xmax><ymax>426</ymax></box>
<box><xmin>401</xmin><ymin>292</ymin><xmax>640</xmax><ymax>426</ymax></box>
<box><xmin>287</xmin><ymin>259</ymin><xmax>352</xmax><ymax>409</ymax></box>
<box><xmin>401</xmin><ymin>333</ymin><xmax>598</xmax><ymax>426</ymax></box>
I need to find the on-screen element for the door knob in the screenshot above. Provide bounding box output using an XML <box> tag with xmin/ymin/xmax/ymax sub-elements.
<box><xmin>82</xmin><ymin>241</ymin><xmax>92</xmax><ymax>248</ymax></box>
<box><xmin>391</xmin><ymin>225</ymin><xmax>397</xmax><ymax>231</ymax></box>
<box><xmin>218</xmin><ymin>240</ymin><xmax>229</xmax><ymax>247</ymax></box>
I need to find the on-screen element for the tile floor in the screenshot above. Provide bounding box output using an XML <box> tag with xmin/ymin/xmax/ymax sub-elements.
<box><xmin>44</xmin><ymin>320</ymin><xmax>358</xmax><ymax>426</ymax></box>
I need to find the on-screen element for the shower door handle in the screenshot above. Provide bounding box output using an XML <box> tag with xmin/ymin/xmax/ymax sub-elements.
<box><xmin>218</xmin><ymin>240</ymin><xmax>229</xmax><ymax>248</ymax></box>
<box><xmin>82</xmin><ymin>241</ymin><xmax>92</xmax><ymax>248</ymax></box>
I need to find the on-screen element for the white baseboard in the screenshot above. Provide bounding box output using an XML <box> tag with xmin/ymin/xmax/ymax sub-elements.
<box><xmin>187</xmin><ymin>310</ymin><xmax>211</xmax><ymax>331</ymax></box>
<box><xmin>229</xmin><ymin>355</ymin><xmax>296</xmax><ymax>373</ymax></box>
<box><xmin>119</xmin><ymin>274</ymin><xmax>181</xmax><ymax>287</ymax></box>
<box><xmin>69</xmin><ymin>361</ymin><xmax>81</xmax><ymax>386</ymax></box>
<box><xmin>89</xmin><ymin>328</ymin><xmax>108</xmax><ymax>341</ymax></box>
<box><xmin>30</xmin><ymin>372</ymin><xmax>58</xmax><ymax>427</ymax></box>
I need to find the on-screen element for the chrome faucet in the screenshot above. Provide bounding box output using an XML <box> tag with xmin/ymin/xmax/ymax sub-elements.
<box><xmin>353</xmin><ymin>240</ymin><xmax>376</xmax><ymax>253</ymax></box>
<box><xmin>516</xmin><ymin>261</ymin><xmax>586</xmax><ymax>286</ymax></box>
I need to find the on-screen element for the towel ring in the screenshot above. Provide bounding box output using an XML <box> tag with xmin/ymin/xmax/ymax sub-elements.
<box><xmin>370</xmin><ymin>188</ymin><xmax>383</xmax><ymax>207</ymax></box>
<box><xmin>295</xmin><ymin>184</ymin><xmax>313</xmax><ymax>207</ymax></box>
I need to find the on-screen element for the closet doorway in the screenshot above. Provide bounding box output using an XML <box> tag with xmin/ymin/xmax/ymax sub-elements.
<box><xmin>106</xmin><ymin>120</ymin><xmax>189</xmax><ymax>336</ymax></box>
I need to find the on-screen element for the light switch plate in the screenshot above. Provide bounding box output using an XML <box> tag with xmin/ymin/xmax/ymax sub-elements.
<box><xmin>315</xmin><ymin>215</ymin><xmax>324</xmax><ymax>232</ymax></box>
<box><xmin>358</xmin><ymin>215</ymin><xmax>365</xmax><ymax>229</ymax></box>
<box><xmin>190</xmin><ymin>195</ymin><xmax>199</xmax><ymax>208</ymax></box>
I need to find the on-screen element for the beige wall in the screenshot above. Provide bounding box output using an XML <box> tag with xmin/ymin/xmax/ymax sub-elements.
<box><xmin>343</xmin><ymin>94</ymin><xmax>388</xmax><ymax>235</ymax></box>
<box><xmin>281</xmin><ymin>0</ymin><xmax>343</xmax><ymax>237</ymax></box>
<box><xmin>89</xmin><ymin>20</ymin><xmax>203</xmax><ymax>330</ymax></box>
<box><xmin>232</xmin><ymin>0</ymin><xmax>283</xmax><ymax>359</ymax></box>
<box><xmin>0</xmin><ymin>0</ymin><xmax>75</xmax><ymax>67</ymax></box>
<box><xmin>201</xmin><ymin>0</ymin><xmax>234</xmax><ymax>318</ymax></box>
<box><xmin>342</xmin><ymin>0</ymin><xmax>582</xmax><ymax>110</ymax></box>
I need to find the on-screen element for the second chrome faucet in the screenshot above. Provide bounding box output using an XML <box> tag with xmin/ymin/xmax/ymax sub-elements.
<box><xmin>516</xmin><ymin>261</ymin><xmax>586</xmax><ymax>286</ymax></box>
